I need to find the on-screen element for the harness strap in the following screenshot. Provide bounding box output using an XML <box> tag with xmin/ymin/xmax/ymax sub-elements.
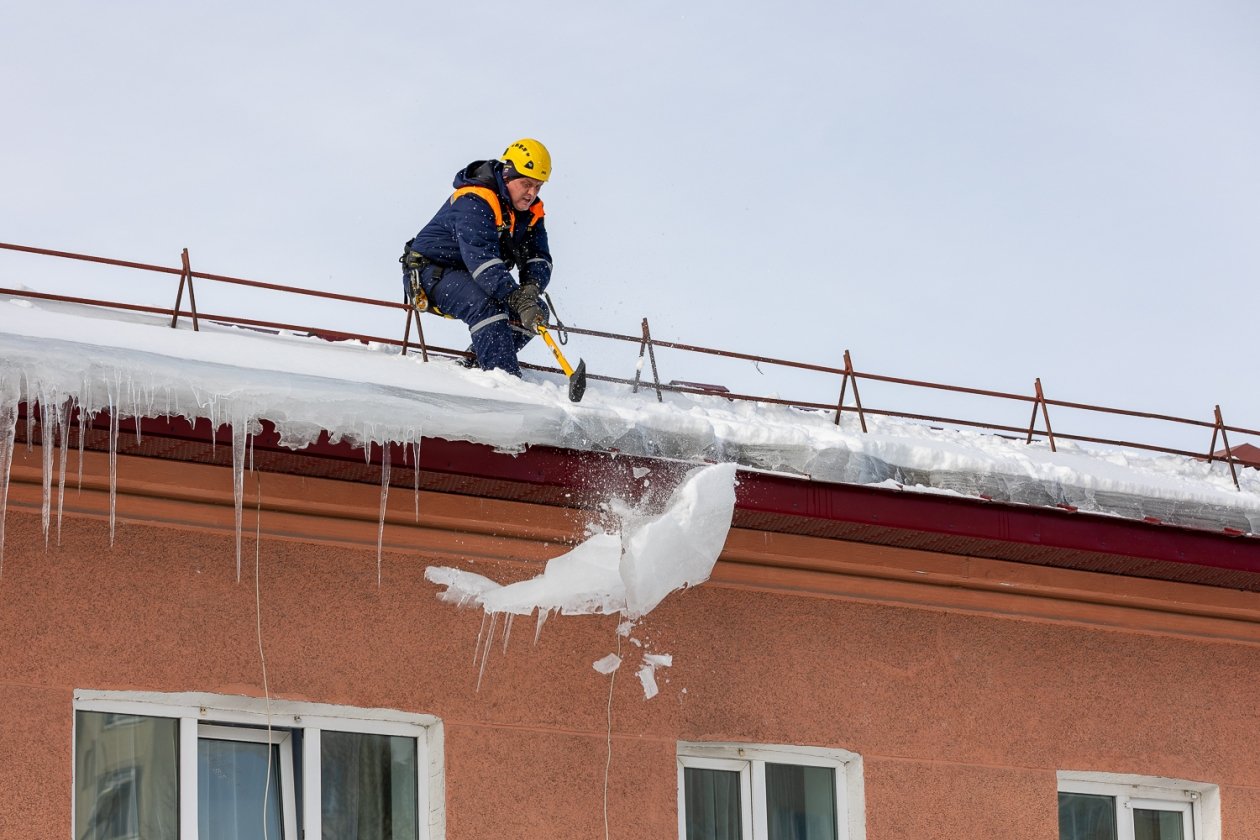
<box><xmin>450</xmin><ymin>186</ymin><xmax>546</xmax><ymax>236</ymax></box>
<box><xmin>400</xmin><ymin>249</ymin><xmax>453</xmax><ymax>318</ymax></box>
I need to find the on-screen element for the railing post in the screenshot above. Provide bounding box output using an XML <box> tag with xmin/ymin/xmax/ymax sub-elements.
<box><xmin>632</xmin><ymin>317</ymin><xmax>662</xmax><ymax>402</ymax></box>
<box><xmin>170</xmin><ymin>248</ymin><xmax>200</xmax><ymax>331</ymax></box>
<box><xmin>401</xmin><ymin>306</ymin><xmax>429</xmax><ymax>363</ymax></box>
<box><xmin>1207</xmin><ymin>405</ymin><xmax>1240</xmax><ymax>490</ymax></box>
<box><xmin>834</xmin><ymin>349</ymin><xmax>867</xmax><ymax>432</ymax></box>
<box><xmin>1026</xmin><ymin>378</ymin><xmax>1056</xmax><ymax>452</ymax></box>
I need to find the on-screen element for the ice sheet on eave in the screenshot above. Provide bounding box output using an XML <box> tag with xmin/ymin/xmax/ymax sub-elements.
<box><xmin>2</xmin><ymin>294</ymin><xmax>1258</xmax><ymax>535</ymax></box>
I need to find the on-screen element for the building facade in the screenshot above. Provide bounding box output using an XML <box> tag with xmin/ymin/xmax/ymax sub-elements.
<box><xmin>2</xmin><ymin>412</ymin><xmax>1259</xmax><ymax>839</ymax></box>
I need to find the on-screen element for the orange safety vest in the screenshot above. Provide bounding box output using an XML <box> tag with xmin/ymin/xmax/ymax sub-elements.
<box><xmin>449</xmin><ymin>186</ymin><xmax>545</xmax><ymax>235</ymax></box>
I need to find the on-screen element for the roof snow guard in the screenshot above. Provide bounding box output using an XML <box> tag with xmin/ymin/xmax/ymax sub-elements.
<box><xmin>2</xmin><ymin>296</ymin><xmax>1260</xmax><ymax>590</ymax></box>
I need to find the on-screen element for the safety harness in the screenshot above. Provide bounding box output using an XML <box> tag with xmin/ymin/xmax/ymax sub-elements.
<box><xmin>450</xmin><ymin>185</ymin><xmax>545</xmax><ymax>235</ymax></box>
<box><xmin>400</xmin><ymin>188</ymin><xmax>546</xmax><ymax>316</ymax></box>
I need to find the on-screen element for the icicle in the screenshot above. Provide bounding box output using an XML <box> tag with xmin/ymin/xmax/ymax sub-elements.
<box><xmin>56</xmin><ymin>399</ymin><xmax>70</xmax><ymax>546</ymax></box>
<box><xmin>502</xmin><ymin>613</ymin><xmax>514</xmax><ymax>653</ymax></box>
<box><xmin>411</xmin><ymin>437</ymin><xmax>422</xmax><ymax>523</ymax></box>
<box><xmin>23</xmin><ymin>374</ymin><xmax>34</xmax><ymax>454</ymax></box>
<box><xmin>232</xmin><ymin>422</ymin><xmax>247</xmax><ymax>583</ymax></box>
<box><xmin>0</xmin><ymin>397</ymin><xmax>19</xmax><ymax>575</ymax></box>
<box><xmin>108</xmin><ymin>400</ymin><xmax>119</xmax><ymax>547</ymax></box>
<box><xmin>376</xmin><ymin>443</ymin><xmax>391</xmax><ymax>587</ymax></box>
<box><xmin>76</xmin><ymin>406</ymin><xmax>89</xmax><ymax>492</ymax></box>
<box><xmin>476</xmin><ymin>612</ymin><xmax>498</xmax><ymax>692</ymax></box>
<box><xmin>129</xmin><ymin>376</ymin><xmax>142</xmax><ymax>445</ymax></box>
<box><xmin>40</xmin><ymin>400</ymin><xmax>53</xmax><ymax>547</ymax></box>
<box><xmin>473</xmin><ymin>612</ymin><xmax>489</xmax><ymax>666</ymax></box>
<box><xmin>534</xmin><ymin>608</ymin><xmax>549</xmax><ymax>646</ymax></box>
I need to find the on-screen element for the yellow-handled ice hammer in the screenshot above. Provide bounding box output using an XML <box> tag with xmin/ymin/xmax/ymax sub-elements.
<box><xmin>537</xmin><ymin>324</ymin><xmax>587</xmax><ymax>402</ymax></box>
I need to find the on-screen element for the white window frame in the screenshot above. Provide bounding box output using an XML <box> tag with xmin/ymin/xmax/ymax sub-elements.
<box><xmin>677</xmin><ymin>742</ymin><xmax>865</xmax><ymax>840</ymax></box>
<box><xmin>1058</xmin><ymin>771</ymin><xmax>1220</xmax><ymax>840</ymax></box>
<box><xmin>74</xmin><ymin>689</ymin><xmax>445</xmax><ymax>840</ymax></box>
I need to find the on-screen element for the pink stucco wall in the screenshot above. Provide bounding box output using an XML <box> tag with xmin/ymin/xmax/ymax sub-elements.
<box><xmin>3</xmin><ymin>449</ymin><xmax>1260</xmax><ymax>838</ymax></box>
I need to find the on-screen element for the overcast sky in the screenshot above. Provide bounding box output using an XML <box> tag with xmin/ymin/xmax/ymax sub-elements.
<box><xmin>3</xmin><ymin>0</ymin><xmax>1258</xmax><ymax>454</ymax></box>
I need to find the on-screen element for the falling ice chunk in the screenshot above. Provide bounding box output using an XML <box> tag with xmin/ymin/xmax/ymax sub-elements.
<box><xmin>593</xmin><ymin>654</ymin><xmax>621</xmax><ymax>675</ymax></box>
<box><xmin>637</xmin><ymin>664</ymin><xmax>660</xmax><ymax>699</ymax></box>
<box><xmin>637</xmin><ymin>652</ymin><xmax>672</xmax><ymax>699</ymax></box>
<box><xmin>620</xmin><ymin>462</ymin><xmax>737</xmax><ymax>618</ymax></box>
<box><xmin>424</xmin><ymin>566</ymin><xmax>503</xmax><ymax>608</ymax></box>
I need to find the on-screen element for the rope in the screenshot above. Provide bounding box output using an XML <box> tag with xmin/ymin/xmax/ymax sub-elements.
<box><xmin>603</xmin><ymin>623</ymin><xmax>622</xmax><ymax>840</ymax></box>
<box><xmin>544</xmin><ymin>291</ymin><xmax>569</xmax><ymax>345</ymax></box>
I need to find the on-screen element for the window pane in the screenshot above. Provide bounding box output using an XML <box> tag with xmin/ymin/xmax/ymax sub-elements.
<box><xmin>685</xmin><ymin>767</ymin><xmax>743</xmax><ymax>840</ymax></box>
<box><xmin>198</xmin><ymin>738</ymin><xmax>283</xmax><ymax>840</ymax></box>
<box><xmin>766</xmin><ymin>763</ymin><xmax>838</xmax><ymax>840</ymax></box>
<box><xmin>1134</xmin><ymin>809</ymin><xmax>1185</xmax><ymax>840</ymax></box>
<box><xmin>1059</xmin><ymin>792</ymin><xmax>1117</xmax><ymax>840</ymax></box>
<box><xmin>75</xmin><ymin>711</ymin><xmax>178</xmax><ymax>840</ymax></box>
<box><xmin>322</xmin><ymin>731</ymin><xmax>418</xmax><ymax>840</ymax></box>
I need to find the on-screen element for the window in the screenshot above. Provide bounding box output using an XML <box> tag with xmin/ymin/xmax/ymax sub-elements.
<box><xmin>1058</xmin><ymin>772</ymin><xmax>1220</xmax><ymax>840</ymax></box>
<box><xmin>677</xmin><ymin>742</ymin><xmax>865</xmax><ymax>840</ymax></box>
<box><xmin>74</xmin><ymin>690</ymin><xmax>443</xmax><ymax>840</ymax></box>
<box><xmin>86</xmin><ymin>767</ymin><xmax>141</xmax><ymax>840</ymax></box>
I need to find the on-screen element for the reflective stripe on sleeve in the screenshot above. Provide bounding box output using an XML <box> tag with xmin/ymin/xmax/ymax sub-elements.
<box><xmin>472</xmin><ymin>258</ymin><xmax>504</xmax><ymax>280</ymax></box>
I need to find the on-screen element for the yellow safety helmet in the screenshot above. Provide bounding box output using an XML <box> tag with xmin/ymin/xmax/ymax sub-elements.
<box><xmin>501</xmin><ymin>138</ymin><xmax>551</xmax><ymax>182</ymax></box>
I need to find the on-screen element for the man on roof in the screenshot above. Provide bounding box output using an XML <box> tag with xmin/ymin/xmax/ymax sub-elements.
<box><xmin>401</xmin><ymin>138</ymin><xmax>553</xmax><ymax>376</ymax></box>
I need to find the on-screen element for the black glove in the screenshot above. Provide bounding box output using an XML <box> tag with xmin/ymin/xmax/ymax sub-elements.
<box><xmin>507</xmin><ymin>283</ymin><xmax>544</xmax><ymax>329</ymax></box>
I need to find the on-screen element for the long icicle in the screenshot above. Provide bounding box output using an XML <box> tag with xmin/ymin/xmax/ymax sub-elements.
<box><xmin>376</xmin><ymin>443</ymin><xmax>391</xmax><ymax>587</ymax></box>
<box><xmin>56</xmin><ymin>399</ymin><xmax>70</xmax><ymax>546</ymax></box>
<box><xmin>108</xmin><ymin>400</ymin><xmax>119</xmax><ymax>546</ymax></box>
<box><xmin>232</xmin><ymin>422</ymin><xmax>247</xmax><ymax>583</ymax></box>
<box><xmin>39</xmin><ymin>400</ymin><xmax>53</xmax><ymax>547</ymax></box>
<box><xmin>76</xmin><ymin>406</ymin><xmax>88</xmax><ymax>492</ymax></box>
<box><xmin>23</xmin><ymin>376</ymin><xmax>34</xmax><ymax>454</ymax></box>
<box><xmin>473</xmin><ymin>611</ymin><xmax>489</xmax><ymax>666</ymax></box>
<box><xmin>534</xmin><ymin>608</ymin><xmax>549</xmax><ymax>646</ymax></box>
<box><xmin>412</xmin><ymin>438</ymin><xmax>422</xmax><ymax>523</ymax></box>
<box><xmin>476</xmin><ymin>612</ymin><xmax>498</xmax><ymax>692</ymax></box>
<box><xmin>0</xmin><ymin>398</ymin><xmax>19</xmax><ymax>575</ymax></box>
<box><xmin>130</xmin><ymin>376</ymin><xmax>142</xmax><ymax>445</ymax></box>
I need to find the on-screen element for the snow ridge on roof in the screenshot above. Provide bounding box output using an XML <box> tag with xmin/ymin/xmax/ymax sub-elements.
<box><xmin>2</xmin><ymin>296</ymin><xmax>1258</xmax><ymax>538</ymax></box>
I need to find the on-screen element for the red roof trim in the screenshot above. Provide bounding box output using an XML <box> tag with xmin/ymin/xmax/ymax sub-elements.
<box><xmin>18</xmin><ymin>407</ymin><xmax>1260</xmax><ymax>588</ymax></box>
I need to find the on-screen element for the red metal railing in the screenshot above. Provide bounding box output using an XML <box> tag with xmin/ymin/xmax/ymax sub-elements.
<box><xmin>2</xmin><ymin>241</ymin><xmax>1257</xmax><ymax>488</ymax></box>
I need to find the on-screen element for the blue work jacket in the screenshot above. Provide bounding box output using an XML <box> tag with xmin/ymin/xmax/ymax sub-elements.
<box><xmin>407</xmin><ymin>160</ymin><xmax>552</xmax><ymax>301</ymax></box>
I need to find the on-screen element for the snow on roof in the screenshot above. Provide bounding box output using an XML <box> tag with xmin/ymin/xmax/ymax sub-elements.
<box><xmin>2</xmin><ymin>294</ymin><xmax>1259</xmax><ymax>538</ymax></box>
